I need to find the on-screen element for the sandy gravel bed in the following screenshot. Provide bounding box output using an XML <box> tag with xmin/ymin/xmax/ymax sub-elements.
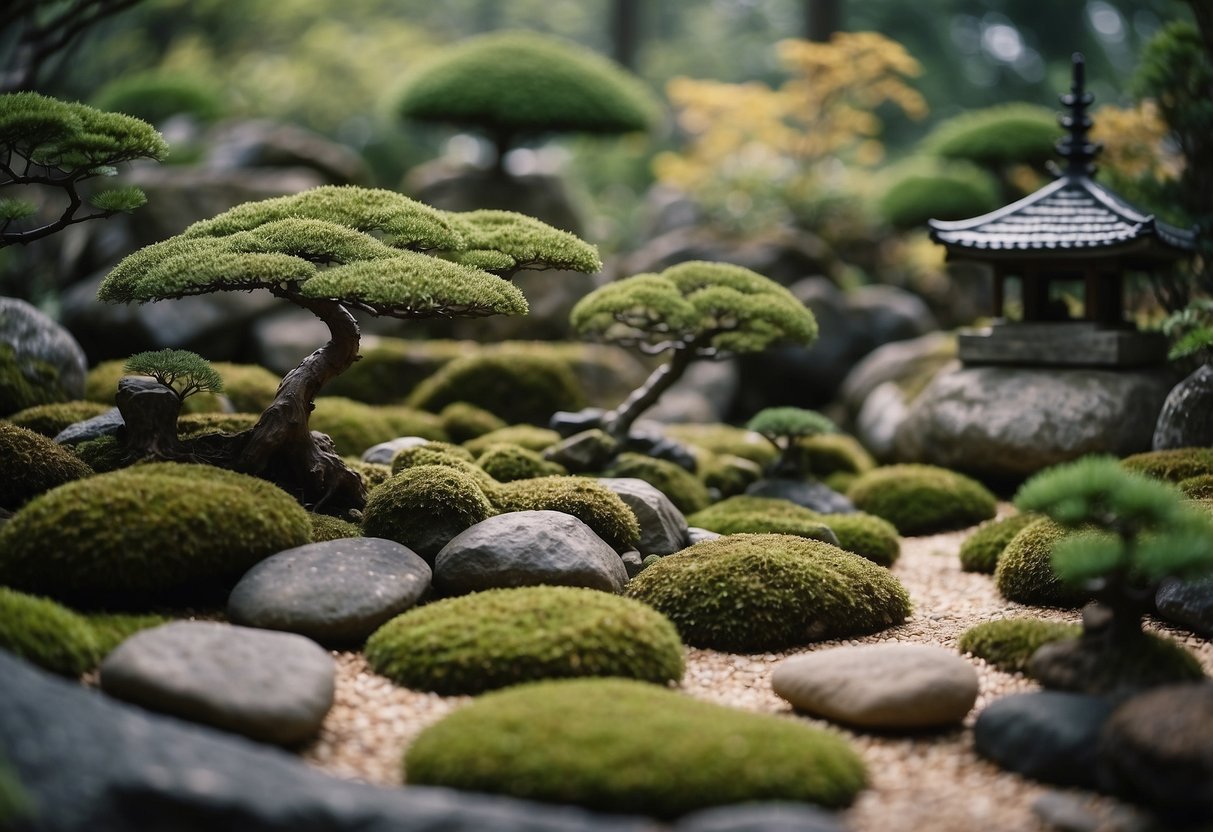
<box><xmin>300</xmin><ymin>515</ymin><xmax>1213</xmax><ymax>832</ymax></box>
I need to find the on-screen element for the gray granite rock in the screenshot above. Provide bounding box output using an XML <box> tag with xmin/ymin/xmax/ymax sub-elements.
<box><xmin>840</xmin><ymin>331</ymin><xmax>956</xmax><ymax>417</ymax></box>
<box><xmin>674</xmin><ymin>802</ymin><xmax>846</xmax><ymax>832</ymax></box>
<box><xmin>597</xmin><ymin>477</ymin><xmax>689</xmax><ymax>556</ymax></box>
<box><xmin>434</xmin><ymin>510</ymin><xmax>628</xmax><ymax>596</ymax></box>
<box><xmin>360</xmin><ymin>436</ymin><xmax>432</xmax><ymax>466</ymax></box>
<box><xmin>621</xmin><ymin>549</ymin><xmax>644</xmax><ymax>579</ymax></box>
<box><xmin>686</xmin><ymin>527</ymin><xmax>721</xmax><ymax>546</ymax></box>
<box><xmin>1154</xmin><ymin>364</ymin><xmax>1213</xmax><ymax>450</ymax></box>
<box><xmin>973</xmin><ymin>691</ymin><xmax>1114</xmax><ymax>788</ymax></box>
<box><xmin>0</xmin><ymin>651</ymin><xmax>649</xmax><ymax>832</ymax></box>
<box><xmin>543</xmin><ymin>428</ymin><xmax>618</xmax><ymax>473</ymax></box>
<box><xmin>53</xmin><ymin>406</ymin><xmax>124</xmax><ymax>444</ymax></box>
<box><xmin>99</xmin><ymin>621</ymin><xmax>335</xmax><ymax>745</ymax></box>
<box><xmin>1155</xmin><ymin>574</ymin><xmax>1213</xmax><ymax>638</ymax></box>
<box><xmin>745</xmin><ymin>477</ymin><xmax>856</xmax><ymax>514</ymax></box>
<box><xmin>0</xmin><ymin>297</ymin><xmax>88</xmax><ymax>416</ymax></box>
<box><xmin>772</xmin><ymin>644</ymin><xmax>978</xmax><ymax>730</ymax></box>
<box><xmin>227</xmin><ymin>538</ymin><xmax>431</xmax><ymax>645</ymax></box>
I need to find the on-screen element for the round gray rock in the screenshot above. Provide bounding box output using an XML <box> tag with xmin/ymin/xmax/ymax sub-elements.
<box><xmin>1155</xmin><ymin>575</ymin><xmax>1213</xmax><ymax>638</ymax></box>
<box><xmin>0</xmin><ymin>296</ymin><xmax>88</xmax><ymax>416</ymax></box>
<box><xmin>227</xmin><ymin>537</ymin><xmax>432</xmax><ymax>645</ymax></box>
<box><xmin>772</xmin><ymin>644</ymin><xmax>979</xmax><ymax>730</ymax></box>
<box><xmin>434</xmin><ymin>510</ymin><xmax>628</xmax><ymax>596</ymax></box>
<box><xmin>361</xmin><ymin>436</ymin><xmax>432</xmax><ymax>466</ymax></box>
<box><xmin>597</xmin><ymin>477</ymin><xmax>688</xmax><ymax>555</ymax></box>
<box><xmin>99</xmin><ymin>621</ymin><xmax>335</xmax><ymax>745</ymax></box>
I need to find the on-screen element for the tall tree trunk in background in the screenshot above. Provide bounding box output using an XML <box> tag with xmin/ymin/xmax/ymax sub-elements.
<box><xmin>1190</xmin><ymin>0</ymin><xmax>1213</xmax><ymax>64</ymax></box>
<box><xmin>804</xmin><ymin>0</ymin><xmax>842</xmax><ymax>42</ymax></box>
<box><xmin>611</xmin><ymin>0</ymin><xmax>641</xmax><ymax>70</ymax></box>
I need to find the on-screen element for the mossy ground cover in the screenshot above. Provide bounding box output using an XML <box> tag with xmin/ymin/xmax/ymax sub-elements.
<box><xmin>0</xmin><ymin>423</ymin><xmax>94</xmax><ymax>510</ymax></box>
<box><xmin>601</xmin><ymin>451</ymin><xmax>710</xmax><ymax>514</ymax></box>
<box><xmin>958</xmin><ymin>513</ymin><xmax>1038</xmax><ymax>574</ymax></box>
<box><xmin>847</xmin><ymin>464</ymin><xmax>996</xmax><ymax>535</ymax></box>
<box><xmin>5</xmin><ymin>401</ymin><xmax>111</xmax><ymax>437</ymax></box>
<box><xmin>993</xmin><ymin>518</ymin><xmax>1090</xmax><ymax>608</ymax></box>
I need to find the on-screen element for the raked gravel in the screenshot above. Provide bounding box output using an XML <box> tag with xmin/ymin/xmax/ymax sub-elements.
<box><xmin>299</xmin><ymin>509</ymin><xmax>1213</xmax><ymax>832</ymax></box>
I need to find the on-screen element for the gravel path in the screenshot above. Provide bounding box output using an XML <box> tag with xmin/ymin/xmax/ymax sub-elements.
<box><xmin>300</xmin><ymin>515</ymin><xmax>1213</xmax><ymax>831</ymax></box>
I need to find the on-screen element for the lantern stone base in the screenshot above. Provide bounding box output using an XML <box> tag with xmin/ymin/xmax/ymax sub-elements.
<box><xmin>958</xmin><ymin>322</ymin><xmax>1167</xmax><ymax>368</ymax></box>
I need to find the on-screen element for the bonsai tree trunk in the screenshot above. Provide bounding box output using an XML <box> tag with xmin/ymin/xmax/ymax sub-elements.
<box><xmin>115</xmin><ymin>376</ymin><xmax>188</xmax><ymax>460</ymax></box>
<box><xmin>603</xmin><ymin>345</ymin><xmax>696</xmax><ymax>441</ymax></box>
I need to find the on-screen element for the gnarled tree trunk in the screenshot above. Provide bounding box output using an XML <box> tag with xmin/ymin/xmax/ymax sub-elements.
<box><xmin>603</xmin><ymin>345</ymin><xmax>697</xmax><ymax>441</ymax></box>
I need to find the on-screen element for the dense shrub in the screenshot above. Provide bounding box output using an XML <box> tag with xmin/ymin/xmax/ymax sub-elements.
<box><xmin>407</xmin><ymin>353</ymin><xmax>585</xmax><ymax>426</ymax></box>
<box><xmin>5</xmin><ymin>401</ymin><xmax>110</xmax><ymax>437</ymax></box>
<box><xmin>438</xmin><ymin>401</ymin><xmax>507</xmax><ymax>443</ymax></box>
<box><xmin>923</xmin><ymin>102</ymin><xmax>1060</xmax><ymax>170</ymax></box>
<box><xmin>847</xmin><ymin>464</ymin><xmax>996</xmax><ymax>535</ymax></box>
<box><xmin>362</xmin><ymin>465</ymin><xmax>495</xmax><ymax>561</ymax></box>
<box><xmin>366</xmin><ymin>586</ymin><xmax>684</xmax><ymax>695</ymax></box>
<box><xmin>493</xmin><ymin>476</ymin><xmax>639</xmax><ymax>553</ymax></box>
<box><xmin>0</xmin><ymin>423</ymin><xmax>94</xmax><ymax>510</ymax></box>
<box><xmin>601</xmin><ymin>452</ymin><xmax>710</xmax><ymax>515</ymax></box>
<box><xmin>92</xmin><ymin>70</ymin><xmax>224</xmax><ymax>125</ymax></box>
<box><xmin>958</xmin><ymin>513</ymin><xmax>1039</xmax><ymax>574</ymax></box>
<box><xmin>311</xmin><ymin>397</ymin><xmax>447</xmax><ymax>456</ymax></box>
<box><xmin>475</xmin><ymin>443</ymin><xmax>566</xmax><ymax>482</ymax></box>
<box><xmin>625</xmin><ymin>534</ymin><xmax>910</xmax><ymax>652</ymax></box>
<box><xmin>958</xmin><ymin>618</ymin><xmax>1081</xmax><ymax>674</ymax></box>
<box><xmin>462</xmin><ymin>425</ymin><xmax>561</xmax><ymax>455</ymax></box>
<box><xmin>878</xmin><ymin>158</ymin><xmax>1001</xmax><ymax>229</ymax></box>
<box><xmin>993</xmin><ymin>518</ymin><xmax>1091</xmax><ymax>608</ymax></box>
<box><xmin>404</xmin><ymin>678</ymin><xmax>867</xmax><ymax>818</ymax></box>
<box><xmin>1121</xmin><ymin>448</ymin><xmax>1213</xmax><ymax>483</ymax></box>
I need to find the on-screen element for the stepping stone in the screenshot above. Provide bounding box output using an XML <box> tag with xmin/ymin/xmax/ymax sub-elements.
<box><xmin>597</xmin><ymin>477</ymin><xmax>688</xmax><ymax>555</ymax></box>
<box><xmin>1155</xmin><ymin>575</ymin><xmax>1213</xmax><ymax>638</ymax></box>
<box><xmin>227</xmin><ymin>537</ymin><xmax>432</xmax><ymax>645</ymax></box>
<box><xmin>973</xmin><ymin>691</ymin><xmax>1113</xmax><ymax>789</ymax></box>
<box><xmin>435</xmin><ymin>510</ymin><xmax>627</xmax><ymax>596</ymax></box>
<box><xmin>772</xmin><ymin>644</ymin><xmax>978</xmax><ymax>730</ymax></box>
<box><xmin>99</xmin><ymin>620</ymin><xmax>335</xmax><ymax>745</ymax></box>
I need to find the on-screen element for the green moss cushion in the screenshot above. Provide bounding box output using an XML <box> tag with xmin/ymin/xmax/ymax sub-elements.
<box><xmin>176</xmin><ymin>412</ymin><xmax>259</xmax><ymax>439</ymax></box>
<box><xmin>404</xmin><ymin>678</ymin><xmax>867</xmax><ymax>818</ymax></box>
<box><xmin>5</xmin><ymin>401</ymin><xmax>111</xmax><ymax>437</ymax></box>
<box><xmin>0</xmin><ymin>462</ymin><xmax>311</xmax><ymax>605</ymax></box>
<box><xmin>439</xmin><ymin>401</ymin><xmax>508</xmax><ymax>443</ymax></box>
<box><xmin>1178</xmin><ymin>474</ymin><xmax>1213</xmax><ymax>499</ymax></box>
<box><xmin>309</xmin><ymin>512</ymin><xmax>363</xmax><ymax>542</ymax></box>
<box><xmin>208</xmin><ymin>362</ymin><xmax>282</xmax><ymax>412</ymax></box>
<box><xmin>493</xmin><ymin>476</ymin><xmax>640</xmax><ymax>553</ymax></box>
<box><xmin>798</xmin><ymin>433</ymin><xmax>876</xmax><ymax>477</ymax></box>
<box><xmin>625</xmin><ymin>534</ymin><xmax>911</xmax><ymax>652</ymax></box>
<box><xmin>463</xmin><ymin>425</ymin><xmax>561</xmax><ymax>455</ymax></box>
<box><xmin>362</xmin><ymin>465</ymin><xmax>495</xmax><ymax>560</ymax></box>
<box><xmin>957</xmin><ymin>618</ymin><xmax>1081</xmax><ymax>674</ymax></box>
<box><xmin>311</xmin><ymin>397</ymin><xmax>447</xmax><ymax>456</ymax></box>
<box><xmin>958</xmin><ymin>513</ymin><xmax>1039</xmax><ymax>574</ymax></box>
<box><xmin>993</xmin><ymin>518</ymin><xmax>1090</xmax><ymax>608</ymax></box>
<box><xmin>407</xmin><ymin>353</ymin><xmax>585</xmax><ymax>427</ymax></box>
<box><xmin>1121</xmin><ymin>448</ymin><xmax>1213</xmax><ymax>483</ymax></box>
<box><xmin>847</xmin><ymin>464</ymin><xmax>996</xmax><ymax>535</ymax></box>
<box><xmin>389</xmin><ymin>444</ymin><xmax>499</xmax><ymax>495</ymax></box>
<box><xmin>475</xmin><ymin>443</ymin><xmax>566</xmax><ymax>482</ymax></box>
<box><xmin>366</xmin><ymin>586</ymin><xmax>683</xmax><ymax>695</ymax></box>
<box><xmin>0</xmin><ymin>588</ymin><xmax>101</xmax><ymax>676</ymax></box>
<box><xmin>0</xmin><ymin>423</ymin><xmax>94</xmax><ymax>510</ymax></box>
<box><xmin>601</xmin><ymin>452</ymin><xmax>710</xmax><ymax>515</ymax></box>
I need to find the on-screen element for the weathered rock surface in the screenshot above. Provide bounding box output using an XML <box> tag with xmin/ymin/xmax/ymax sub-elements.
<box><xmin>745</xmin><ymin>478</ymin><xmax>856</xmax><ymax>514</ymax></box>
<box><xmin>227</xmin><ymin>538</ymin><xmax>432</xmax><ymax>645</ymax></box>
<box><xmin>434</xmin><ymin>510</ymin><xmax>628</xmax><ymax>596</ymax></box>
<box><xmin>361</xmin><ymin>436</ymin><xmax>432</xmax><ymax>466</ymax></box>
<box><xmin>99</xmin><ymin>621</ymin><xmax>335</xmax><ymax>745</ymax></box>
<box><xmin>772</xmin><ymin>644</ymin><xmax>978</xmax><ymax>730</ymax></box>
<box><xmin>597</xmin><ymin>477</ymin><xmax>688</xmax><ymax>556</ymax></box>
<box><xmin>0</xmin><ymin>297</ymin><xmax>88</xmax><ymax>416</ymax></box>
<box><xmin>53</xmin><ymin>406</ymin><xmax>124</xmax><ymax>444</ymax></box>
<box><xmin>1153</xmin><ymin>364</ymin><xmax>1213</xmax><ymax>450</ymax></box>
<box><xmin>1155</xmin><ymin>575</ymin><xmax>1213</xmax><ymax>638</ymax></box>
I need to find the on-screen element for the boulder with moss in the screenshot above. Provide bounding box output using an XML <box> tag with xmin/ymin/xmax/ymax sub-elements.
<box><xmin>476</xmin><ymin>443</ymin><xmax>566</xmax><ymax>482</ymax></box>
<box><xmin>625</xmin><ymin>534</ymin><xmax>910</xmax><ymax>652</ymax></box>
<box><xmin>361</xmin><ymin>465</ymin><xmax>495</xmax><ymax>562</ymax></box>
<box><xmin>600</xmin><ymin>452</ymin><xmax>710</xmax><ymax>515</ymax></box>
<box><xmin>958</xmin><ymin>618</ymin><xmax>1082</xmax><ymax>674</ymax></box>
<box><xmin>993</xmin><ymin>518</ymin><xmax>1091</xmax><ymax>608</ymax></box>
<box><xmin>389</xmin><ymin>444</ymin><xmax>499</xmax><ymax>494</ymax></box>
<box><xmin>660</xmin><ymin>423</ymin><xmax>778</xmax><ymax>469</ymax></box>
<box><xmin>407</xmin><ymin>352</ymin><xmax>585</xmax><ymax>427</ymax></box>
<box><xmin>0</xmin><ymin>298</ymin><xmax>88</xmax><ymax>417</ymax></box>
<box><xmin>0</xmin><ymin>424</ymin><xmax>94</xmax><ymax>510</ymax></box>
<box><xmin>405</xmin><ymin>677</ymin><xmax>866</xmax><ymax>818</ymax></box>
<box><xmin>5</xmin><ymin>401</ymin><xmax>111</xmax><ymax>437</ymax></box>
<box><xmin>959</xmin><ymin>513</ymin><xmax>1039</xmax><ymax>574</ymax></box>
<box><xmin>207</xmin><ymin>362</ymin><xmax>282</xmax><ymax>412</ymax></box>
<box><xmin>0</xmin><ymin>463</ymin><xmax>311</xmax><ymax>606</ymax></box>
<box><xmin>366</xmin><ymin>586</ymin><xmax>682</xmax><ymax>694</ymax></box>
<box><xmin>493</xmin><ymin>476</ymin><xmax>639</xmax><ymax>554</ymax></box>
<box><xmin>1121</xmin><ymin>448</ymin><xmax>1213</xmax><ymax>483</ymax></box>
<box><xmin>176</xmin><ymin>412</ymin><xmax>260</xmax><ymax>439</ymax></box>
<box><xmin>847</xmin><ymin>464</ymin><xmax>996</xmax><ymax>535</ymax></box>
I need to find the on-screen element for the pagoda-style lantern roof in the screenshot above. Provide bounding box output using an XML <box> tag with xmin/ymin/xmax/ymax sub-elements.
<box><xmin>928</xmin><ymin>53</ymin><xmax>1198</xmax><ymax>368</ymax></box>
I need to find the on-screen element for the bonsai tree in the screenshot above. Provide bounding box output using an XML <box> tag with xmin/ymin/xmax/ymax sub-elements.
<box><xmin>124</xmin><ymin>349</ymin><xmax>223</xmax><ymax>403</ymax></box>
<box><xmin>98</xmin><ymin>185</ymin><xmax>601</xmax><ymax>515</ymax></box>
<box><xmin>570</xmin><ymin>260</ymin><xmax>818</xmax><ymax>442</ymax></box>
<box><xmin>745</xmin><ymin>406</ymin><xmax>837</xmax><ymax>478</ymax></box>
<box><xmin>0</xmin><ymin>91</ymin><xmax>167</xmax><ymax>246</ymax></box>
<box><xmin>396</xmin><ymin>30</ymin><xmax>658</xmax><ymax>175</ymax></box>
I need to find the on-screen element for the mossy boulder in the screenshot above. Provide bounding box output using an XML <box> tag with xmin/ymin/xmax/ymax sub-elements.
<box><xmin>438</xmin><ymin>401</ymin><xmax>508</xmax><ymax>443</ymax></box>
<box><xmin>1122</xmin><ymin>448</ymin><xmax>1213</xmax><ymax>484</ymax></box>
<box><xmin>320</xmin><ymin>338</ymin><xmax>470</xmax><ymax>404</ymax></box>
<box><xmin>311</xmin><ymin>397</ymin><xmax>447</xmax><ymax>457</ymax></box>
<box><xmin>601</xmin><ymin>452</ymin><xmax>710</xmax><ymax>515</ymax></box>
<box><xmin>0</xmin><ymin>462</ymin><xmax>311</xmax><ymax>606</ymax></box>
<box><xmin>365</xmin><ymin>586</ymin><xmax>683</xmax><ymax>695</ymax></box>
<box><xmin>404</xmin><ymin>677</ymin><xmax>867</xmax><ymax>818</ymax></box>
<box><xmin>957</xmin><ymin>617</ymin><xmax>1081</xmax><ymax>674</ymax></box>
<box><xmin>463</xmin><ymin>425</ymin><xmax>560</xmax><ymax>455</ymax></box>
<box><xmin>493</xmin><ymin>475</ymin><xmax>639</xmax><ymax>553</ymax></box>
<box><xmin>0</xmin><ymin>424</ymin><xmax>94</xmax><ymax>510</ymax></box>
<box><xmin>5</xmin><ymin>401</ymin><xmax>111</xmax><ymax>437</ymax></box>
<box><xmin>309</xmin><ymin>512</ymin><xmax>362</xmax><ymax>542</ymax></box>
<box><xmin>362</xmin><ymin>465</ymin><xmax>495</xmax><ymax>561</ymax></box>
<box><xmin>847</xmin><ymin>464</ymin><xmax>996</xmax><ymax>535</ymax></box>
<box><xmin>959</xmin><ymin>513</ymin><xmax>1039</xmax><ymax>574</ymax></box>
<box><xmin>476</xmin><ymin>443</ymin><xmax>566</xmax><ymax>482</ymax></box>
<box><xmin>625</xmin><ymin>534</ymin><xmax>911</xmax><ymax>652</ymax></box>
<box><xmin>0</xmin><ymin>587</ymin><xmax>101</xmax><ymax>676</ymax></box>
<box><xmin>407</xmin><ymin>352</ymin><xmax>585</xmax><ymax>426</ymax></box>
<box><xmin>698</xmin><ymin>451</ymin><xmax>764</xmax><ymax>498</ymax></box>
<box><xmin>389</xmin><ymin>443</ymin><xmax>499</xmax><ymax>495</ymax></box>
<box><xmin>993</xmin><ymin>518</ymin><xmax>1090</xmax><ymax>608</ymax></box>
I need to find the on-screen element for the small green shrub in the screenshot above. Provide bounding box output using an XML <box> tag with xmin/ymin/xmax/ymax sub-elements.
<box><xmin>463</xmin><ymin>425</ymin><xmax>561</xmax><ymax>455</ymax></box>
<box><xmin>311</xmin><ymin>397</ymin><xmax>447</xmax><ymax>456</ymax></box>
<box><xmin>493</xmin><ymin>475</ymin><xmax>640</xmax><ymax>553</ymax></box>
<box><xmin>6</xmin><ymin>400</ymin><xmax>110</xmax><ymax>437</ymax></box>
<box><xmin>1121</xmin><ymin>448</ymin><xmax>1213</xmax><ymax>483</ymax></box>
<box><xmin>625</xmin><ymin>533</ymin><xmax>910</xmax><ymax>651</ymax></box>
<box><xmin>0</xmin><ymin>423</ymin><xmax>94</xmax><ymax>510</ymax></box>
<box><xmin>601</xmin><ymin>452</ymin><xmax>710</xmax><ymax>515</ymax></box>
<box><xmin>476</xmin><ymin>443</ymin><xmax>566</xmax><ymax>482</ymax></box>
<box><xmin>958</xmin><ymin>617</ymin><xmax>1081</xmax><ymax>674</ymax></box>
<box><xmin>439</xmin><ymin>401</ymin><xmax>508</xmax><ymax>443</ymax></box>
<box><xmin>362</xmin><ymin>464</ymin><xmax>495</xmax><ymax>560</ymax></box>
<box><xmin>993</xmin><ymin>518</ymin><xmax>1090</xmax><ymax>608</ymax></box>
<box><xmin>407</xmin><ymin>352</ymin><xmax>585</xmax><ymax>426</ymax></box>
<box><xmin>924</xmin><ymin>102</ymin><xmax>1061</xmax><ymax>170</ymax></box>
<box><xmin>847</xmin><ymin>464</ymin><xmax>996</xmax><ymax>535</ymax></box>
<box><xmin>366</xmin><ymin>586</ymin><xmax>684</xmax><ymax>694</ymax></box>
<box><xmin>124</xmin><ymin>349</ymin><xmax>223</xmax><ymax>402</ymax></box>
<box><xmin>309</xmin><ymin>512</ymin><xmax>363</xmax><ymax>542</ymax></box>
<box><xmin>0</xmin><ymin>587</ymin><xmax>101</xmax><ymax>676</ymax></box>
<box><xmin>878</xmin><ymin>158</ymin><xmax>1001</xmax><ymax>229</ymax></box>
<box><xmin>84</xmin><ymin>359</ymin><xmax>225</xmax><ymax>412</ymax></box>
<box><xmin>404</xmin><ymin>677</ymin><xmax>867</xmax><ymax>818</ymax></box>
<box><xmin>958</xmin><ymin>513</ymin><xmax>1039</xmax><ymax>574</ymax></box>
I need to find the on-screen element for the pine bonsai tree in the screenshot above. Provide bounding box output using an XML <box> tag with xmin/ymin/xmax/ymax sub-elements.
<box><xmin>396</xmin><ymin>30</ymin><xmax>658</xmax><ymax>174</ymax></box>
<box><xmin>0</xmin><ymin>91</ymin><xmax>167</xmax><ymax>246</ymax></box>
<box><xmin>570</xmin><ymin>261</ymin><xmax>817</xmax><ymax>442</ymax></box>
<box><xmin>98</xmin><ymin>185</ymin><xmax>601</xmax><ymax>515</ymax></box>
<box><xmin>745</xmin><ymin>406</ymin><xmax>837</xmax><ymax>478</ymax></box>
<box><xmin>124</xmin><ymin>349</ymin><xmax>223</xmax><ymax>403</ymax></box>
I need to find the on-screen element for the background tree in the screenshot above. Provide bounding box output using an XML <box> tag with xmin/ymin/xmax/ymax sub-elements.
<box><xmin>745</xmin><ymin>406</ymin><xmax>837</xmax><ymax>477</ymax></box>
<box><xmin>571</xmin><ymin>260</ymin><xmax>817</xmax><ymax>441</ymax></box>
<box><xmin>98</xmin><ymin>185</ymin><xmax>601</xmax><ymax>515</ymax></box>
<box><xmin>2</xmin><ymin>0</ymin><xmax>144</xmax><ymax>93</ymax></box>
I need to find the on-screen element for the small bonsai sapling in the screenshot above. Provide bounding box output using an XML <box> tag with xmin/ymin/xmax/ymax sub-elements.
<box><xmin>745</xmin><ymin>406</ymin><xmax>837</xmax><ymax>478</ymax></box>
<box><xmin>0</xmin><ymin>92</ymin><xmax>166</xmax><ymax>246</ymax></box>
<box><xmin>98</xmin><ymin>185</ymin><xmax>600</xmax><ymax>516</ymax></box>
<box><xmin>119</xmin><ymin>349</ymin><xmax>223</xmax><ymax>459</ymax></box>
<box><xmin>1014</xmin><ymin>455</ymin><xmax>1213</xmax><ymax>691</ymax></box>
<box><xmin>570</xmin><ymin>261</ymin><xmax>817</xmax><ymax>443</ymax></box>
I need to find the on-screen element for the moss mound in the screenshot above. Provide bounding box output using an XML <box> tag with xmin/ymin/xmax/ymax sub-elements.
<box><xmin>0</xmin><ymin>587</ymin><xmax>101</xmax><ymax>676</ymax></box>
<box><xmin>407</xmin><ymin>352</ymin><xmax>585</xmax><ymax>426</ymax></box>
<box><xmin>69</xmin><ymin>434</ymin><xmax>127</xmax><ymax>473</ymax></box>
<box><xmin>847</xmin><ymin>464</ymin><xmax>996</xmax><ymax>535</ymax></box>
<box><xmin>601</xmin><ymin>452</ymin><xmax>710</xmax><ymax>515</ymax></box>
<box><xmin>439</xmin><ymin>401</ymin><xmax>508</xmax><ymax>443</ymax></box>
<box><xmin>625</xmin><ymin>534</ymin><xmax>911</xmax><ymax>652</ymax></box>
<box><xmin>797</xmin><ymin>432</ymin><xmax>876</xmax><ymax>477</ymax></box>
<box><xmin>698</xmin><ymin>452</ymin><xmax>763</xmax><ymax>498</ymax></box>
<box><xmin>0</xmin><ymin>423</ymin><xmax>94</xmax><ymax>510</ymax></box>
<box><xmin>0</xmin><ymin>462</ymin><xmax>311</xmax><ymax>605</ymax></box>
<box><xmin>958</xmin><ymin>513</ymin><xmax>1039</xmax><ymax>574</ymax></box>
<box><xmin>5</xmin><ymin>400</ymin><xmax>111</xmax><ymax>437</ymax></box>
<box><xmin>309</xmin><ymin>512</ymin><xmax>363</xmax><ymax>542</ymax></box>
<box><xmin>1179</xmin><ymin>474</ymin><xmax>1213</xmax><ymax>499</ymax></box>
<box><xmin>993</xmin><ymin>518</ymin><xmax>1090</xmax><ymax>608</ymax></box>
<box><xmin>476</xmin><ymin>443</ymin><xmax>566</xmax><ymax>482</ymax></box>
<box><xmin>208</xmin><ymin>362</ymin><xmax>282</xmax><ymax>412</ymax></box>
<box><xmin>463</xmin><ymin>424</ymin><xmax>561</xmax><ymax>455</ymax></box>
<box><xmin>345</xmin><ymin>459</ymin><xmax>393</xmax><ymax>490</ymax></box>
<box><xmin>176</xmin><ymin>411</ymin><xmax>259</xmax><ymax>439</ymax></box>
<box><xmin>687</xmin><ymin>495</ymin><xmax>900</xmax><ymax>567</ymax></box>
<box><xmin>366</xmin><ymin>586</ymin><xmax>684</xmax><ymax>695</ymax></box>
<box><xmin>660</xmin><ymin>423</ymin><xmax>778</xmax><ymax>468</ymax></box>
<box><xmin>389</xmin><ymin>444</ymin><xmax>499</xmax><ymax>495</ymax></box>
<box><xmin>958</xmin><ymin>617</ymin><xmax>1081</xmax><ymax>674</ymax></box>
<box><xmin>493</xmin><ymin>476</ymin><xmax>639</xmax><ymax>553</ymax></box>
<box><xmin>311</xmin><ymin>397</ymin><xmax>447</xmax><ymax>457</ymax></box>
<box><xmin>1122</xmin><ymin>448</ymin><xmax>1213</xmax><ymax>484</ymax></box>
<box><xmin>404</xmin><ymin>677</ymin><xmax>867</xmax><ymax>818</ymax></box>
<box><xmin>85</xmin><ymin>611</ymin><xmax>168</xmax><ymax>655</ymax></box>
<box><xmin>362</xmin><ymin>464</ymin><xmax>495</xmax><ymax>560</ymax></box>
